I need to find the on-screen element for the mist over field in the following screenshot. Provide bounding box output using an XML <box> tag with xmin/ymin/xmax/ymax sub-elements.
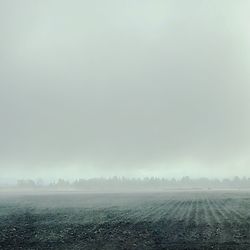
<box><xmin>0</xmin><ymin>0</ymin><xmax>250</xmax><ymax>182</ymax></box>
<box><xmin>1</xmin><ymin>1</ymin><xmax>250</xmax><ymax>249</ymax></box>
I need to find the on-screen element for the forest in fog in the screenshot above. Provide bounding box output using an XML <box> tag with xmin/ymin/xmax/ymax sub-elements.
<box><xmin>5</xmin><ymin>176</ymin><xmax>250</xmax><ymax>191</ymax></box>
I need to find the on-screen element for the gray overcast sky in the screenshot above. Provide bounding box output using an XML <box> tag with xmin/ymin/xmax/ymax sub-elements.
<box><xmin>0</xmin><ymin>0</ymin><xmax>250</xmax><ymax>180</ymax></box>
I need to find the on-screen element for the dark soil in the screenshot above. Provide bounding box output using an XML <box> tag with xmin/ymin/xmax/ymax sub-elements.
<box><xmin>0</xmin><ymin>191</ymin><xmax>250</xmax><ymax>249</ymax></box>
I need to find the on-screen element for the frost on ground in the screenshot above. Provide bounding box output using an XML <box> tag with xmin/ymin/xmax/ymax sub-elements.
<box><xmin>0</xmin><ymin>191</ymin><xmax>250</xmax><ymax>249</ymax></box>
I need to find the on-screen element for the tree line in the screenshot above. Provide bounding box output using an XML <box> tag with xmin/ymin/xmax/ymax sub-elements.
<box><xmin>13</xmin><ymin>176</ymin><xmax>250</xmax><ymax>190</ymax></box>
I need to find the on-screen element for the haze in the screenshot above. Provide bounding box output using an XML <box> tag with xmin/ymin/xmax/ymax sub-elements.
<box><xmin>0</xmin><ymin>0</ymin><xmax>249</xmax><ymax>180</ymax></box>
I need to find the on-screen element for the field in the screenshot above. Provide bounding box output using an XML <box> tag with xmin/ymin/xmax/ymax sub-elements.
<box><xmin>1</xmin><ymin>190</ymin><xmax>250</xmax><ymax>249</ymax></box>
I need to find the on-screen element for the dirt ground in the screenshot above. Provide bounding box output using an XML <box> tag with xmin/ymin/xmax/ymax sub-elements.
<box><xmin>0</xmin><ymin>191</ymin><xmax>250</xmax><ymax>249</ymax></box>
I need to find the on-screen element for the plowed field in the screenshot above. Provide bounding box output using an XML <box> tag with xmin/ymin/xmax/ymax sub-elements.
<box><xmin>1</xmin><ymin>191</ymin><xmax>250</xmax><ymax>249</ymax></box>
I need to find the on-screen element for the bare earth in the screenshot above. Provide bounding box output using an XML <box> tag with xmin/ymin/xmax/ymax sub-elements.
<box><xmin>0</xmin><ymin>190</ymin><xmax>250</xmax><ymax>249</ymax></box>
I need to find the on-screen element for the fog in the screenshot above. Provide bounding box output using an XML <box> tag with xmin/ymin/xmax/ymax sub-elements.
<box><xmin>0</xmin><ymin>0</ymin><xmax>250</xmax><ymax>181</ymax></box>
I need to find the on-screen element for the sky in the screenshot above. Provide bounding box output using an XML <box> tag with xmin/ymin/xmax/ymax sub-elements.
<box><xmin>0</xmin><ymin>0</ymin><xmax>250</xmax><ymax>180</ymax></box>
